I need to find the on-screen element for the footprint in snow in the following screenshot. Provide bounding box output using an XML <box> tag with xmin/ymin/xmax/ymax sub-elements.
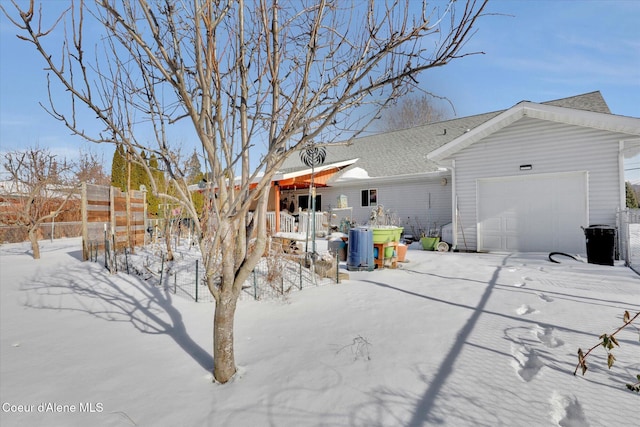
<box><xmin>533</xmin><ymin>325</ymin><xmax>564</xmax><ymax>348</ymax></box>
<box><xmin>511</xmin><ymin>344</ymin><xmax>544</xmax><ymax>382</ymax></box>
<box><xmin>538</xmin><ymin>293</ymin><xmax>554</xmax><ymax>302</ymax></box>
<box><xmin>513</xmin><ymin>276</ymin><xmax>532</xmax><ymax>287</ymax></box>
<box><xmin>549</xmin><ymin>392</ymin><xmax>589</xmax><ymax>427</ymax></box>
<box><xmin>516</xmin><ymin>304</ymin><xmax>538</xmax><ymax>315</ymax></box>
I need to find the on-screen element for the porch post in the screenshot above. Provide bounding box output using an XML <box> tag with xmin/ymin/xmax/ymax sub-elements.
<box><xmin>274</xmin><ymin>182</ymin><xmax>281</xmax><ymax>233</ymax></box>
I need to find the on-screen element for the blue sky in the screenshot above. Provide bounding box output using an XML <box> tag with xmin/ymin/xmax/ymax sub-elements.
<box><xmin>414</xmin><ymin>0</ymin><xmax>640</xmax><ymax>118</ymax></box>
<box><xmin>1</xmin><ymin>0</ymin><xmax>639</xmax><ymax>177</ymax></box>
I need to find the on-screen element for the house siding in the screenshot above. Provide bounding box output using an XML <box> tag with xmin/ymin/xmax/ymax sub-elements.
<box><xmin>285</xmin><ymin>176</ymin><xmax>452</xmax><ymax>237</ymax></box>
<box><xmin>451</xmin><ymin>116</ymin><xmax>625</xmax><ymax>252</ymax></box>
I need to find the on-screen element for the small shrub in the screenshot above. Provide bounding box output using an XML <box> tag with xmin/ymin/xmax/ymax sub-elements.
<box><xmin>575</xmin><ymin>310</ymin><xmax>640</xmax><ymax>392</ymax></box>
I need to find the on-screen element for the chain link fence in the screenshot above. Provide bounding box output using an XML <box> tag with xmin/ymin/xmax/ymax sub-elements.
<box><xmin>617</xmin><ymin>208</ymin><xmax>640</xmax><ymax>274</ymax></box>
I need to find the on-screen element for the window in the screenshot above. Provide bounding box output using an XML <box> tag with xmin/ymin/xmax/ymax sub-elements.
<box><xmin>298</xmin><ymin>194</ymin><xmax>322</xmax><ymax>211</ymax></box>
<box><xmin>361</xmin><ymin>188</ymin><xmax>377</xmax><ymax>207</ymax></box>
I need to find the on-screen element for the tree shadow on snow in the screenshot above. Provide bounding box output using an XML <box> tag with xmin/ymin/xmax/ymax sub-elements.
<box><xmin>359</xmin><ymin>255</ymin><xmax>639</xmax><ymax>425</ymax></box>
<box><xmin>65</xmin><ymin>249</ymin><xmax>86</xmax><ymax>262</ymax></box>
<box><xmin>19</xmin><ymin>260</ymin><xmax>214</xmax><ymax>373</ymax></box>
<box><xmin>360</xmin><ymin>254</ymin><xmax>512</xmax><ymax>426</ymax></box>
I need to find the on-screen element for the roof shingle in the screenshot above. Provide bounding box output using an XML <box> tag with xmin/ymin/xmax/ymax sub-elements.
<box><xmin>279</xmin><ymin>91</ymin><xmax>611</xmax><ymax>178</ymax></box>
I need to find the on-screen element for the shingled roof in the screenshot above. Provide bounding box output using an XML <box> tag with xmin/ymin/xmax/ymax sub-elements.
<box><xmin>279</xmin><ymin>91</ymin><xmax>611</xmax><ymax>179</ymax></box>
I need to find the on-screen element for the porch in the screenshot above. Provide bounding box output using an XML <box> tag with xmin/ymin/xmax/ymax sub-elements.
<box><xmin>269</xmin><ymin>159</ymin><xmax>356</xmax><ymax>233</ymax></box>
<box><xmin>266</xmin><ymin>211</ymin><xmax>328</xmax><ymax>236</ymax></box>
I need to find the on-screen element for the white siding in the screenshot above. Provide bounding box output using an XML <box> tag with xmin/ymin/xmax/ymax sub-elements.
<box><xmin>452</xmin><ymin>116</ymin><xmax>625</xmax><ymax>252</ymax></box>
<box><xmin>285</xmin><ymin>176</ymin><xmax>452</xmax><ymax>237</ymax></box>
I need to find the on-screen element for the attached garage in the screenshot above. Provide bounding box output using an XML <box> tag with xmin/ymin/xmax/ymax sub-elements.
<box><xmin>477</xmin><ymin>171</ymin><xmax>588</xmax><ymax>253</ymax></box>
<box><xmin>428</xmin><ymin>100</ymin><xmax>640</xmax><ymax>254</ymax></box>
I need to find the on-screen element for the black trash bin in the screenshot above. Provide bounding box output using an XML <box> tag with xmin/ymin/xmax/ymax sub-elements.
<box><xmin>583</xmin><ymin>225</ymin><xmax>615</xmax><ymax>266</ymax></box>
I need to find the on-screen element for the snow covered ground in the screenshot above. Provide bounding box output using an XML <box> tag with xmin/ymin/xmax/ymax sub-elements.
<box><xmin>1</xmin><ymin>237</ymin><xmax>638</xmax><ymax>426</ymax></box>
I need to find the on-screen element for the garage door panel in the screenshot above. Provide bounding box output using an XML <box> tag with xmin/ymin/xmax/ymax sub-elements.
<box><xmin>478</xmin><ymin>172</ymin><xmax>587</xmax><ymax>253</ymax></box>
<box><xmin>505</xmin><ymin>217</ymin><xmax>518</xmax><ymax>233</ymax></box>
<box><xmin>483</xmin><ymin>217</ymin><xmax>502</xmax><ymax>233</ymax></box>
<box><xmin>506</xmin><ymin>235</ymin><xmax>520</xmax><ymax>250</ymax></box>
<box><xmin>483</xmin><ymin>235</ymin><xmax>503</xmax><ymax>249</ymax></box>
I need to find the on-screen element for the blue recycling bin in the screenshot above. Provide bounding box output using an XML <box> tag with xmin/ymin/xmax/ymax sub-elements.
<box><xmin>347</xmin><ymin>227</ymin><xmax>374</xmax><ymax>271</ymax></box>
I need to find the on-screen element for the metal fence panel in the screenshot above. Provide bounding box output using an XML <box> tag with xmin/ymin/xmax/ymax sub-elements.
<box><xmin>96</xmin><ymin>237</ymin><xmax>338</xmax><ymax>303</ymax></box>
<box><xmin>617</xmin><ymin>208</ymin><xmax>640</xmax><ymax>274</ymax></box>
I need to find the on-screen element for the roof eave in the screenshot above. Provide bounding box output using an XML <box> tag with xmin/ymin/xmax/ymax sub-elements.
<box><xmin>333</xmin><ymin>169</ymin><xmax>450</xmax><ymax>186</ymax></box>
<box><xmin>428</xmin><ymin>103</ymin><xmax>640</xmax><ymax>163</ymax></box>
<box><xmin>427</xmin><ymin>105</ymin><xmax>526</xmax><ymax>162</ymax></box>
<box><xmin>274</xmin><ymin>158</ymin><xmax>359</xmax><ymax>181</ymax></box>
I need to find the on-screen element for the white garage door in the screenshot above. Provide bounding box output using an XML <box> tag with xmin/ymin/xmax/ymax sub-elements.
<box><xmin>477</xmin><ymin>171</ymin><xmax>588</xmax><ymax>253</ymax></box>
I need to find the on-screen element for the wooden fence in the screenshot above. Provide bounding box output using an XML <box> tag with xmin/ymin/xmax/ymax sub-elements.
<box><xmin>81</xmin><ymin>183</ymin><xmax>147</xmax><ymax>260</ymax></box>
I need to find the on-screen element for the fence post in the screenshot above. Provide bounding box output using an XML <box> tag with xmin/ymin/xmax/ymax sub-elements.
<box><xmin>112</xmin><ymin>233</ymin><xmax>117</xmax><ymax>273</ymax></box>
<box><xmin>160</xmin><ymin>257</ymin><xmax>164</xmax><ymax>287</ymax></box>
<box><xmin>253</xmin><ymin>269</ymin><xmax>257</xmax><ymax>300</ymax></box>
<box><xmin>104</xmin><ymin>226</ymin><xmax>108</xmax><ymax>269</ymax></box>
<box><xmin>105</xmin><ymin>239</ymin><xmax>110</xmax><ymax>271</ymax></box>
<box><xmin>335</xmin><ymin>249</ymin><xmax>339</xmax><ymax>284</ymax></box>
<box><xmin>125</xmin><ymin>248</ymin><xmax>130</xmax><ymax>275</ymax></box>
<box><xmin>195</xmin><ymin>260</ymin><xmax>199</xmax><ymax>302</ymax></box>
<box><xmin>299</xmin><ymin>257</ymin><xmax>303</xmax><ymax>290</ymax></box>
<box><xmin>174</xmin><ymin>272</ymin><xmax>177</xmax><ymax>294</ymax></box>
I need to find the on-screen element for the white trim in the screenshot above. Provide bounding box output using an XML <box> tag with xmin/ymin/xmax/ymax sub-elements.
<box><xmin>187</xmin><ymin>158</ymin><xmax>359</xmax><ymax>192</ymax></box>
<box><xmin>360</xmin><ymin>188</ymin><xmax>378</xmax><ymax>207</ymax></box>
<box><xmin>275</xmin><ymin>158</ymin><xmax>359</xmax><ymax>180</ymax></box>
<box><xmin>451</xmin><ymin>160</ymin><xmax>458</xmax><ymax>251</ymax></box>
<box><xmin>474</xmin><ymin>169</ymin><xmax>589</xmax><ymax>185</ymax></box>
<box><xmin>331</xmin><ymin>169</ymin><xmax>450</xmax><ymax>187</ymax></box>
<box><xmin>428</xmin><ymin>103</ymin><xmax>640</xmax><ymax>163</ymax></box>
<box><xmin>619</xmin><ymin>140</ymin><xmax>626</xmax><ymax>211</ymax></box>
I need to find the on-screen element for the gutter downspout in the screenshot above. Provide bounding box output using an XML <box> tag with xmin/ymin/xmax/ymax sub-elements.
<box><xmin>451</xmin><ymin>159</ymin><xmax>458</xmax><ymax>251</ymax></box>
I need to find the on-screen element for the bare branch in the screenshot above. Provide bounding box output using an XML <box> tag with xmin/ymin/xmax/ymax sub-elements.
<box><xmin>1</xmin><ymin>147</ymin><xmax>79</xmax><ymax>259</ymax></box>
<box><xmin>4</xmin><ymin>0</ymin><xmax>489</xmax><ymax>383</ymax></box>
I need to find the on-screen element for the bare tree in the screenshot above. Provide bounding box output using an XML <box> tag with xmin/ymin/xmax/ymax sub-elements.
<box><xmin>3</xmin><ymin>0</ymin><xmax>488</xmax><ymax>383</ymax></box>
<box><xmin>76</xmin><ymin>150</ymin><xmax>111</xmax><ymax>185</ymax></box>
<box><xmin>381</xmin><ymin>93</ymin><xmax>452</xmax><ymax>131</ymax></box>
<box><xmin>1</xmin><ymin>148</ymin><xmax>78</xmax><ymax>259</ymax></box>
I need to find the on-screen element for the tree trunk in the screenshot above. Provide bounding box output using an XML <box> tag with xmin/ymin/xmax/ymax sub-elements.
<box><xmin>213</xmin><ymin>290</ymin><xmax>238</xmax><ymax>383</ymax></box>
<box><xmin>164</xmin><ymin>220</ymin><xmax>174</xmax><ymax>261</ymax></box>
<box><xmin>28</xmin><ymin>227</ymin><xmax>40</xmax><ymax>260</ymax></box>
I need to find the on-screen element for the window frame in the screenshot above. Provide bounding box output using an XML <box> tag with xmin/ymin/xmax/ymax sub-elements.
<box><xmin>361</xmin><ymin>188</ymin><xmax>378</xmax><ymax>207</ymax></box>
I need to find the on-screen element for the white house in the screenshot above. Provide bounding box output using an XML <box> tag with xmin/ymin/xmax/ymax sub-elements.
<box><xmin>428</xmin><ymin>100</ymin><xmax>640</xmax><ymax>254</ymax></box>
<box><xmin>277</xmin><ymin>91</ymin><xmax>640</xmax><ymax>254</ymax></box>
